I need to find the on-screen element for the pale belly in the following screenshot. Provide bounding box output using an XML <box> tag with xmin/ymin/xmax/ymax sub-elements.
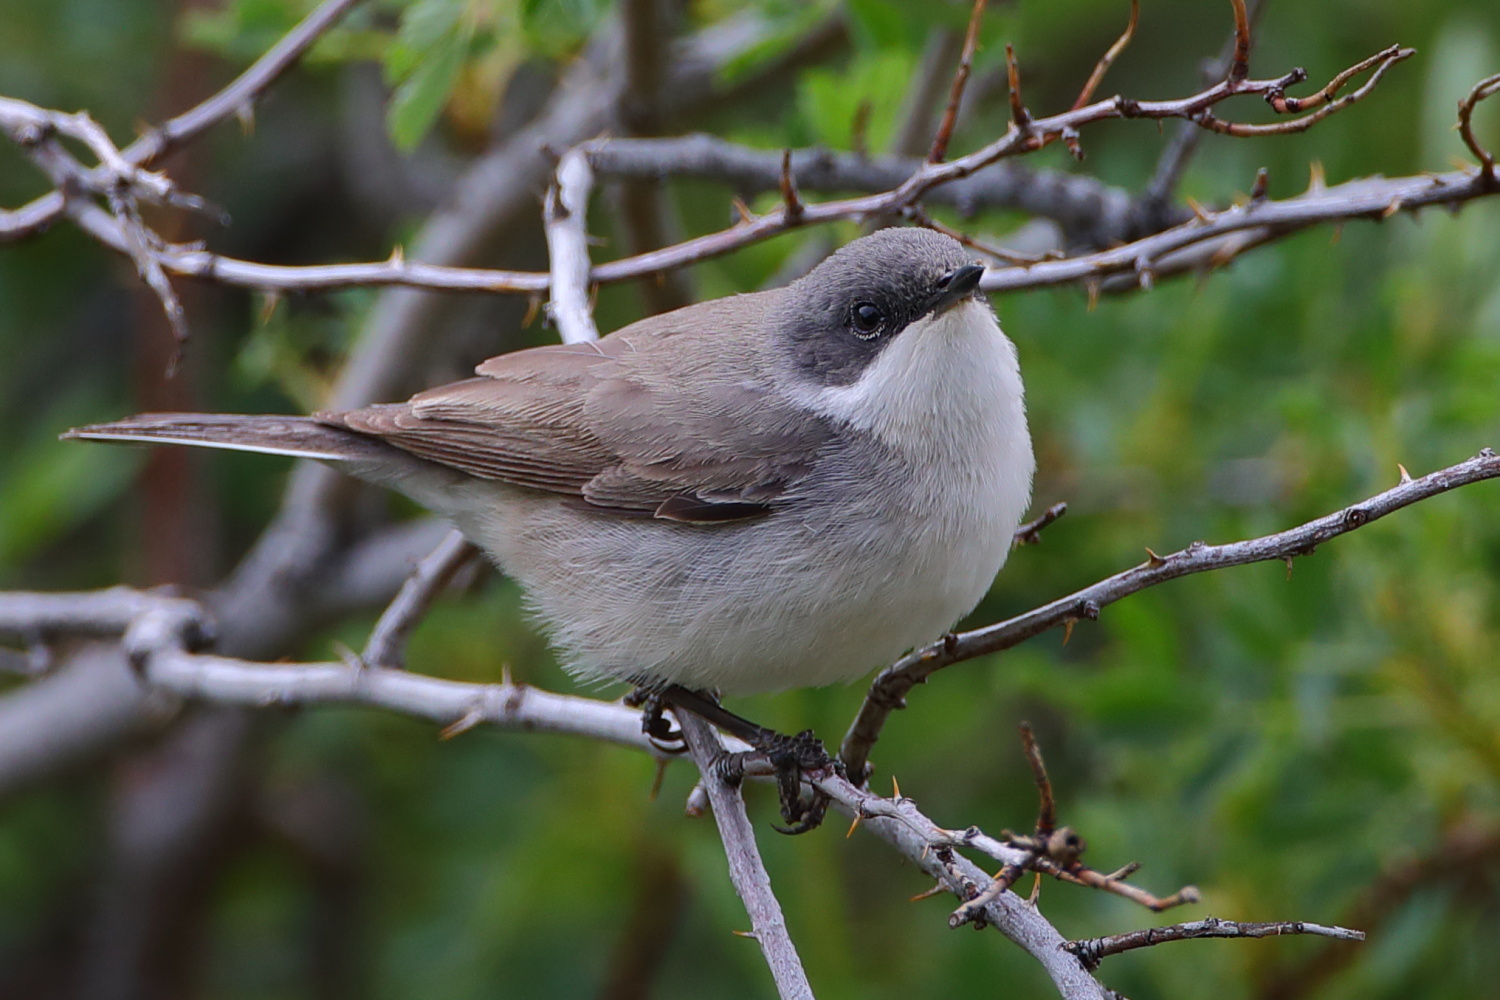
<box><xmin>432</xmin><ymin>435</ymin><xmax>1027</xmax><ymax>695</ymax></box>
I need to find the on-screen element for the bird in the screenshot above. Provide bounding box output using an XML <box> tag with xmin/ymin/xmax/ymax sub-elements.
<box><xmin>67</xmin><ymin>226</ymin><xmax>1035</xmax><ymax>821</ymax></box>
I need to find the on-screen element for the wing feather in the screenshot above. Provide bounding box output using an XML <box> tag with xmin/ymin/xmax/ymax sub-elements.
<box><xmin>318</xmin><ymin>293</ymin><xmax>831</xmax><ymax>522</ymax></box>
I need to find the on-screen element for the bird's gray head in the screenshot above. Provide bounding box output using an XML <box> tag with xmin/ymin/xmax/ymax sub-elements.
<box><xmin>776</xmin><ymin>227</ymin><xmax>984</xmax><ymax>387</ymax></box>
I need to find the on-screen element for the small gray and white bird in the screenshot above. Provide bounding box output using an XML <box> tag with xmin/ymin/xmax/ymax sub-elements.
<box><xmin>68</xmin><ymin>227</ymin><xmax>1034</xmax><ymax>700</ymax></box>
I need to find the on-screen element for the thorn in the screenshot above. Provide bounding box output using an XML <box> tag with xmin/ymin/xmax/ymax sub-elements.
<box><xmin>1062</xmin><ymin>618</ymin><xmax>1077</xmax><ymax>646</ymax></box>
<box><xmin>910</xmin><ymin>881</ymin><xmax>947</xmax><ymax>902</ymax></box>
<box><xmin>1249</xmin><ymin>166</ymin><xmax>1270</xmax><ymax>202</ymax></box>
<box><xmin>1085</xmin><ymin>280</ymin><xmax>1101</xmax><ymax>312</ymax></box>
<box><xmin>1185</xmin><ymin>197</ymin><xmax>1213</xmax><ymax>223</ymax></box>
<box><xmin>1028</xmin><ymin>872</ymin><xmax>1043</xmax><ymax>904</ymax></box>
<box><xmin>778</xmin><ymin>148</ymin><xmax>804</xmax><ymax>222</ymax></box>
<box><xmin>256</xmin><ymin>291</ymin><xmax>282</xmax><ymax>326</ymax></box>
<box><xmin>891</xmin><ymin>775</ymin><xmax>903</xmax><ymax>800</ymax></box>
<box><xmin>1307</xmin><ymin>160</ymin><xmax>1326</xmax><ymax>194</ymax></box>
<box><xmin>731</xmin><ymin>929</ymin><xmax>759</xmax><ymax>939</ymax></box>
<box><xmin>846</xmin><ymin>813</ymin><xmax>863</xmax><ymax>838</ymax></box>
<box><xmin>500</xmin><ymin>664</ymin><xmax>514</xmax><ymax>685</ymax></box>
<box><xmin>1397</xmin><ymin>463</ymin><xmax>1412</xmax><ymax>484</ymax></box>
<box><xmin>522</xmin><ymin>293</ymin><xmax>543</xmax><ymax>328</ymax></box>
<box><xmin>1283</xmin><ymin>555</ymin><xmax>1295</xmax><ymax>581</ymax></box>
<box><xmin>1381</xmin><ymin>199</ymin><xmax>1404</xmax><ymax>219</ymax></box>
<box><xmin>389</xmin><ymin>243</ymin><xmax>405</xmax><ymax>265</ymax></box>
<box><xmin>440</xmin><ymin>708</ymin><xmax>484</xmax><ymax>741</ymax></box>
<box><xmin>1329</xmin><ymin>223</ymin><xmax>1344</xmax><ymax>245</ymax></box>
<box><xmin>648</xmin><ymin>759</ymin><xmax>668</xmax><ymax>802</ymax></box>
<box><xmin>1144</xmin><ymin>547</ymin><xmax>1167</xmax><ymax>568</ymax></box>
<box><xmin>730</xmin><ymin>196</ymin><xmax>756</xmax><ymax>225</ymax></box>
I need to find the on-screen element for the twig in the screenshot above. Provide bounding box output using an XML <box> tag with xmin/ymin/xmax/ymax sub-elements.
<box><xmin>1004</xmin><ymin>44</ymin><xmax>1030</xmax><ymax>132</ymax></box>
<box><xmin>1144</xmin><ymin>0</ymin><xmax>1267</xmax><ymax>207</ymax></box>
<box><xmin>128</xmin><ymin>0</ymin><xmax>366</xmax><ymax>167</ymax></box>
<box><xmin>928</xmin><ymin>0</ymin><xmax>988</xmax><ymax>163</ymax></box>
<box><xmin>1067</xmin><ymin>917</ymin><xmax>1364</xmax><ymax>970</ymax></box>
<box><xmin>810</xmin><ymin>772</ymin><xmax>1109</xmax><ymax>999</ymax></box>
<box><xmin>1020</xmin><ymin>722</ymin><xmax>1055</xmax><ymax>835</ymax></box>
<box><xmin>1199</xmin><ymin>46</ymin><xmax>1414</xmax><ymax>136</ymax></box>
<box><xmin>979</xmin><ymin>166</ymin><xmax>1496</xmax><ymax>294</ymax></box>
<box><xmin>1013</xmin><ymin>502</ymin><xmax>1068</xmax><ymax>547</ymax></box>
<box><xmin>1457</xmin><ymin>72</ymin><xmax>1500</xmax><ymax>182</ymax></box>
<box><xmin>1071</xmin><ymin>0</ymin><xmax>1139</xmax><ymax>110</ymax></box>
<box><xmin>674</xmin><ymin>712</ymin><xmax>815</xmax><ymax>1000</ymax></box>
<box><xmin>359</xmin><ymin>529</ymin><xmax>478</xmax><ymax>669</ymax></box>
<box><xmin>583</xmin><ymin>41</ymin><xmax>1415</xmax><ymax>283</ymax></box>
<box><xmin>1229</xmin><ymin>0</ymin><xmax>1253</xmax><ymax>83</ymax></box>
<box><xmin>543</xmin><ymin>147</ymin><xmax>601</xmax><ymax>343</ymax></box>
<box><xmin>0</xmin><ymin>0</ymin><xmax>366</xmax><ymax>243</ymax></box>
<box><xmin>1037</xmin><ymin>859</ymin><xmax>1198</xmax><ymax>912</ymax></box>
<box><xmin>840</xmin><ymin>448</ymin><xmax>1500</xmax><ymax>784</ymax></box>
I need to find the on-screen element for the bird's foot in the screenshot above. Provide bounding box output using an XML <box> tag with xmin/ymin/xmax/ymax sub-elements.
<box><xmin>710</xmin><ymin>726</ymin><xmax>837</xmax><ymax>835</ymax></box>
<box><xmin>657</xmin><ymin>685</ymin><xmax>840</xmax><ymax>834</ymax></box>
<box><xmin>625</xmin><ymin>687</ymin><xmax>687</xmax><ymax>754</ymax></box>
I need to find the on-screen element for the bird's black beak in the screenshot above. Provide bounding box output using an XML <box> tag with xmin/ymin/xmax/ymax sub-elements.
<box><xmin>928</xmin><ymin>263</ymin><xmax>985</xmax><ymax>316</ymax></box>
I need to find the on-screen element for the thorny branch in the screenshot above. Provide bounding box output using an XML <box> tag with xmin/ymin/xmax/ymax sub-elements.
<box><xmin>839</xmin><ymin>449</ymin><xmax>1500</xmax><ymax>784</ymax></box>
<box><xmin>676</xmin><ymin>712</ymin><xmax>814</xmax><ymax>1000</ymax></box>
<box><xmin>1068</xmin><ymin>917</ymin><xmax>1365</xmax><ymax>971</ymax></box>
<box><xmin>0</xmin><ymin>0</ymin><xmax>366</xmax><ymax>244</ymax></box>
<box><xmin>3</xmin><ymin>3</ymin><xmax>1499</xmax><ymax>996</ymax></box>
<box><xmin>0</xmin><ymin>13</ymin><xmax>1441</xmax><ymax>310</ymax></box>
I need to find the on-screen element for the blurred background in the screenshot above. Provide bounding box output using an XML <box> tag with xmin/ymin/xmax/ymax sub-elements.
<box><xmin>2</xmin><ymin>0</ymin><xmax>1499</xmax><ymax>997</ymax></box>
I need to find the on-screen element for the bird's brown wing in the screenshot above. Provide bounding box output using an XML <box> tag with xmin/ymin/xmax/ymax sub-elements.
<box><xmin>321</xmin><ymin>295</ymin><xmax>832</xmax><ymax>522</ymax></box>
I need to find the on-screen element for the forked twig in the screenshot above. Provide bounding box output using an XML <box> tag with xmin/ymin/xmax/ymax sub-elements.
<box><xmin>1457</xmin><ymin>72</ymin><xmax>1500</xmax><ymax>181</ymax></box>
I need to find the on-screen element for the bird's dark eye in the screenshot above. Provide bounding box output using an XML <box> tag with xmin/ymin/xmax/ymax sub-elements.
<box><xmin>850</xmin><ymin>301</ymin><xmax>886</xmax><ymax>339</ymax></box>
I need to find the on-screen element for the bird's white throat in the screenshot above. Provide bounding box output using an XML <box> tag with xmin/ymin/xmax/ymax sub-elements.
<box><xmin>801</xmin><ymin>299</ymin><xmax>1027</xmax><ymax>464</ymax></box>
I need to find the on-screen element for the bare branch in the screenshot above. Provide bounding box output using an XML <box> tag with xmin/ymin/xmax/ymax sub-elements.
<box><xmin>677</xmin><ymin>713</ymin><xmax>814</xmax><ymax>1000</ymax></box>
<box><xmin>583</xmin><ymin>42</ymin><xmax>1416</xmax><ymax>284</ymax></box>
<box><xmin>1013</xmin><ymin>501</ymin><xmax>1068</xmax><ymax>547</ymax></box>
<box><xmin>1145</xmin><ymin>0</ymin><xmax>1268</xmax><ymax>207</ymax></box>
<box><xmin>1068</xmin><ymin>917</ymin><xmax>1365</xmax><ymax>970</ymax></box>
<box><xmin>0</xmin><ymin>0</ymin><xmax>365</xmax><ymax>243</ymax></box>
<box><xmin>1457</xmin><ymin>72</ymin><xmax>1500</xmax><ymax>182</ymax></box>
<box><xmin>980</xmin><ymin>167</ymin><xmax>1498</xmax><ymax>295</ymax></box>
<box><xmin>928</xmin><ymin>0</ymin><xmax>988</xmax><ymax>163</ymax></box>
<box><xmin>1229</xmin><ymin>0</ymin><xmax>1253</xmax><ymax>83</ymax></box>
<box><xmin>128</xmin><ymin>0</ymin><xmax>366</xmax><ymax>167</ymax></box>
<box><xmin>543</xmin><ymin>148</ymin><xmax>602</xmax><ymax>343</ymax></box>
<box><xmin>840</xmin><ymin>448</ymin><xmax>1500</xmax><ymax>784</ymax></box>
<box><xmin>1071</xmin><ymin>0</ymin><xmax>1139</xmax><ymax>110</ymax></box>
<box><xmin>360</xmin><ymin>529</ymin><xmax>478</xmax><ymax>669</ymax></box>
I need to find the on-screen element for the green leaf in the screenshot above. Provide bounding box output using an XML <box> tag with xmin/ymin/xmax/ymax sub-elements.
<box><xmin>385</xmin><ymin>21</ymin><xmax>469</xmax><ymax>149</ymax></box>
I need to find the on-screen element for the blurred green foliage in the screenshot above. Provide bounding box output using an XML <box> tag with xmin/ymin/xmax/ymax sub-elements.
<box><xmin>2</xmin><ymin>0</ymin><xmax>1500</xmax><ymax>998</ymax></box>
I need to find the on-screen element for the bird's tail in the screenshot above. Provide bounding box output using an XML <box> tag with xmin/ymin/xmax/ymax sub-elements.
<box><xmin>63</xmin><ymin>413</ymin><xmax>392</xmax><ymax>463</ymax></box>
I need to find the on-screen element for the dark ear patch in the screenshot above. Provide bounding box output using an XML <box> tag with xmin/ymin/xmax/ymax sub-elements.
<box><xmin>776</xmin><ymin>227</ymin><xmax>973</xmax><ymax>387</ymax></box>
